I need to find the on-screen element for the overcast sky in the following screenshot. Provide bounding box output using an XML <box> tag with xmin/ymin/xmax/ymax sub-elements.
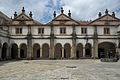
<box><xmin>0</xmin><ymin>0</ymin><xmax>120</xmax><ymax>23</ymax></box>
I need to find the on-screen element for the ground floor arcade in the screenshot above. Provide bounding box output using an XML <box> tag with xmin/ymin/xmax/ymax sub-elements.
<box><xmin>0</xmin><ymin>42</ymin><xmax>118</xmax><ymax>60</ymax></box>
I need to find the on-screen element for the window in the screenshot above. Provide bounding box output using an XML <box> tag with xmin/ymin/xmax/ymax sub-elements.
<box><xmin>81</xmin><ymin>28</ymin><xmax>87</xmax><ymax>34</ymax></box>
<box><xmin>38</xmin><ymin>28</ymin><xmax>44</xmax><ymax>34</ymax></box>
<box><xmin>16</xmin><ymin>28</ymin><xmax>22</xmax><ymax>34</ymax></box>
<box><xmin>60</xmin><ymin>27</ymin><xmax>66</xmax><ymax>34</ymax></box>
<box><xmin>104</xmin><ymin>28</ymin><xmax>110</xmax><ymax>34</ymax></box>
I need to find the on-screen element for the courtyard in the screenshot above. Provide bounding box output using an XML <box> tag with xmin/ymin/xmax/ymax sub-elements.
<box><xmin>0</xmin><ymin>59</ymin><xmax>120</xmax><ymax>80</ymax></box>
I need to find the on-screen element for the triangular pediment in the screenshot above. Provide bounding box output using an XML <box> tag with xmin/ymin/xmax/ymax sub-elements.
<box><xmin>15</xmin><ymin>13</ymin><xmax>32</xmax><ymax>21</ymax></box>
<box><xmin>48</xmin><ymin>13</ymin><xmax>79</xmax><ymax>26</ymax></box>
<box><xmin>90</xmin><ymin>14</ymin><xmax>120</xmax><ymax>26</ymax></box>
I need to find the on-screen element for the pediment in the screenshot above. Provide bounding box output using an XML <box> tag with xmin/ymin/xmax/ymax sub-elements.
<box><xmin>90</xmin><ymin>14</ymin><xmax>120</xmax><ymax>26</ymax></box>
<box><xmin>48</xmin><ymin>14</ymin><xmax>79</xmax><ymax>25</ymax></box>
<box><xmin>15</xmin><ymin>13</ymin><xmax>32</xmax><ymax>21</ymax></box>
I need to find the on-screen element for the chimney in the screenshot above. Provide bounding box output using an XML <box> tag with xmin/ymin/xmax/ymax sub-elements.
<box><xmin>22</xmin><ymin>7</ymin><xmax>25</xmax><ymax>13</ymax></box>
<box><xmin>112</xmin><ymin>12</ymin><xmax>115</xmax><ymax>17</ymax></box>
<box><xmin>98</xmin><ymin>12</ymin><xmax>102</xmax><ymax>17</ymax></box>
<box><xmin>61</xmin><ymin>7</ymin><xmax>64</xmax><ymax>14</ymax></box>
<box><xmin>53</xmin><ymin>11</ymin><xmax>56</xmax><ymax>18</ymax></box>
<box><xmin>68</xmin><ymin>10</ymin><xmax>71</xmax><ymax>17</ymax></box>
<box><xmin>29</xmin><ymin>11</ymin><xmax>32</xmax><ymax>18</ymax></box>
<box><xmin>14</xmin><ymin>11</ymin><xmax>17</xmax><ymax>19</ymax></box>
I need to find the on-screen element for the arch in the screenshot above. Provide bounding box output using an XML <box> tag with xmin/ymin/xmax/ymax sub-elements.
<box><xmin>42</xmin><ymin>43</ymin><xmax>49</xmax><ymax>59</ymax></box>
<box><xmin>64</xmin><ymin>43</ymin><xmax>71</xmax><ymax>59</ymax></box>
<box><xmin>98</xmin><ymin>42</ymin><xmax>116</xmax><ymax>59</ymax></box>
<box><xmin>76</xmin><ymin>43</ymin><xmax>83</xmax><ymax>59</ymax></box>
<box><xmin>33</xmin><ymin>43</ymin><xmax>40</xmax><ymax>59</ymax></box>
<box><xmin>11</xmin><ymin>43</ymin><xmax>18</xmax><ymax>59</ymax></box>
<box><xmin>2</xmin><ymin>42</ymin><xmax>8</xmax><ymax>60</ymax></box>
<box><xmin>85</xmin><ymin>43</ymin><xmax>92</xmax><ymax>57</ymax></box>
<box><xmin>20</xmin><ymin>43</ymin><xmax>27</xmax><ymax>59</ymax></box>
<box><xmin>54</xmin><ymin>43</ymin><xmax>62</xmax><ymax>59</ymax></box>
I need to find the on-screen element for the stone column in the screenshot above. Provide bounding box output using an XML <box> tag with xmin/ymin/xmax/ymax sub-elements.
<box><xmin>83</xmin><ymin>47</ymin><xmax>85</xmax><ymax>58</ymax></box>
<box><xmin>6</xmin><ymin>46</ymin><xmax>10</xmax><ymax>60</ymax></box>
<box><xmin>27</xmin><ymin>46</ymin><xmax>32</xmax><ymax>60</ymax></box>
<box><xmin>71</xmin><ymin>45</ymin><xmax>76</xmax><ymax>59</ymax></box>
<box><xmin>40</xmin><ymin>48</ymin><xmax>42</xmax><ymax>58</ymax></box>
<box><xmin>0</xmin><ymin>47</ymin><xmax>2</xmax><ymax>60</ymax></box>
<box><xmin>18</xmin><ymin>48</ymin><xmax>20</xmax><ymax>59</ymax></box>
<box><xmin>62</xmin><ymin>47</ymin><xmax>64</xmax><ymax>59</ymax></box>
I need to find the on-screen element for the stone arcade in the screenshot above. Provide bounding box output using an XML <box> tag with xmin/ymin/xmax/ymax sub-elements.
<box><xmin>0</xmin><ymin>7</ymin><xmax>120</xmax><ymax>60</ymax></box>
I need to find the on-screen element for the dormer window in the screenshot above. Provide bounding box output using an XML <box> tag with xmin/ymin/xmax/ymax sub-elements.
<box><xmin>38</xmin><ymin>28</ymin><xmax>44</xmax><ymax>34</ymax></box>
<box><xmin>104</xmin><ymin>28</ymin><xmax>110</xmax><ymax>34</ymax></box>
<box><xmin>16</xmin><ymin>28</ymin><xmax>22</xmax><ymax>34</ymax></box>
<box><xmin>60</xmin><ymin>27</ymin><xmax>66</xmax><ymax>34</ymax></box>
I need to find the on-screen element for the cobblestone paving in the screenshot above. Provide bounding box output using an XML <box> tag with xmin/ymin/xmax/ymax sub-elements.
<box><xmin>0</xmin><ymin>59</ymin><xmax>120</xmax><ymax>80</ymax></box>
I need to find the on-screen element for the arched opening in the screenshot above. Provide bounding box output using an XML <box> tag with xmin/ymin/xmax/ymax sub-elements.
<box><xmin>64</xmin><ymin>43</ymin><xmax>71</xmax><ymax>59</ymax></box>
<box><xmin>2</xmin><ymin>43</ymin><xmax>8</xmax><ymax>60</ymax></box>
<box><xmin>76</xmin><ymin>43</ymin><xmax>83</xmax><ymax>59</ymax></box>
<box><xmin>20</xmin><ymin>43</ymin><xmax>27</xmax><ymax>59</ymax></box>
<box><xmin>42</xmin><ymin>43</ymin><xmax>49</xmax><ymax>59</ymax></box>
<box><xmin>54</xmin><ymin>43</ymin><xmax>62</xmax><ymax>59</ymax></box>
<box><xmin>11</xmin><ymin>43</ymin><xmax>18</xmax><ymax>59</ymax></box>
<box><xmin>98</xmin><ymin>42</ymin><xmax>116</xmax><ymax>59</ymax></box>
<box><xmin>33</xmin><ymin>43</ymin><xmax>40</xmax><ymax>59</ymax></box>
<box><xmin>85</xmin><ymin>43</ymin><xmax>92</xmax><ymax>57</ymax></box>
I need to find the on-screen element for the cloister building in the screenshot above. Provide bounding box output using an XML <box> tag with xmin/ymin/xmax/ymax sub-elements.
<box><xmin>0</xmin><ymin>7</ymin><xmax>120</xmax><ymax>60</ymax></box>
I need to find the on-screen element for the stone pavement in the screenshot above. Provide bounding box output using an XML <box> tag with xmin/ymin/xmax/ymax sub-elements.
<box><xmin>0</xmin><ymin>59</ymin><xmax>120</xmax><ymax>80</ymax></box>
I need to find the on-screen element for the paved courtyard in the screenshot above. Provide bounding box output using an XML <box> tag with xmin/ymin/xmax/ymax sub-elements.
<box><xmin>0</xmin><ymin>59</ymin><xmax>120</xmax><ymax>80</ymax></box>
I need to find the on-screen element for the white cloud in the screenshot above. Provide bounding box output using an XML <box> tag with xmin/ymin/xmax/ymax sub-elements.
<box><xmin>0</xmin><ymin>0</ymin><xmax>120</xmax><ymax>23</ymax></box>
<box><xmin>61</xmin><ymin>0</ymin><xmax>120</xmax><ymax>21</ymax></box>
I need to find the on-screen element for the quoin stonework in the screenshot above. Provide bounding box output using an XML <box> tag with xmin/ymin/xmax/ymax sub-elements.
<box><xmin>0</xmin><ymin>7</ymin><xmax>120</xmax><ymax>60</ymax></box>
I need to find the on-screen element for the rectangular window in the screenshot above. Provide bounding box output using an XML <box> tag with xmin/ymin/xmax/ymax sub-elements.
<box><xmin>38</xmin><ymin>28</ymin><xmax>44</xmax><ymax>34</ymax></box>
<box><xmin>81</xmin><ymin>28</ymin><xmax>87</xmax><ymax>34</ymax></box>
<box><xmin>60</xmin><ymin>27</ymin><xmax>66</xmax><ymax>34</ymax></box>
<box><xmin>16</xmin><ymin>28</ymin><xmax>22</xmax><ymax>34</ymax></box>
<box><xmin>104</xmin><ymin>28</ymin><xmax>110</xmax><ymax>34</ymax></box>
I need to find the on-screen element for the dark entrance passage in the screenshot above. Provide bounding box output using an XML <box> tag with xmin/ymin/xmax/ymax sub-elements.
<box><xmin>64</xmin><ymin>43</ymin><xmax>71</xmax><ymax>59</ymax></box>
<box><xmin>76</xmin><ymin>43</ymin><xmax>83</xmax><ymax>59</ymax></box>
<box><xmin>54</xmin><ymin>43</ymin><xmax>62</xmax><ymax>59</ymax></box>
<box><xmin>98</xmin><ymin>42</ymin><xmax>116</xmax><ymax>59</ymax></box>
<box><xmin>42</xmin><ymin>43</ymin><xmax>49</xmax><ymax>59</ymax></box>
<box><xmin>33</xmin><ymin>43</ymin><xmax>40</xmax><ymax>59</ymax></box>
<box><xmin>2</xmin><ymin>43</ymin><xmax>8</xmax><ymax>60</ymax></box>
<box><xmin>85</xmin><ymin>43</ymin><xmax>92</xmax><ymax>58</ymax></box>
<box><xmin>20</xmin><ymin>44</ymin><xmax>27</xmax><ymax>59</ymax></box>
<box><xmin>11</xmin><ymin>43</ymin><xmax>18</xmax><ymax>59</ymax></box>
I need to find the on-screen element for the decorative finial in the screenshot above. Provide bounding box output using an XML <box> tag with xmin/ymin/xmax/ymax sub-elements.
<box><xmin>68</xmin><ymin>10</ymin><xmax>71</xmax><ymax>17</ymax></box>
<box><xmin>14</xmin><ymin>11</ymin><xmax>17</xmax><ymax>19</ymax></box>
<box><xmin>105</xmin><ymin>9</ymin><xmax>108</xmax><ymax>14</ymax></box>
<box><xmin>61</xmin><ymin>7</ymin><xmax>64</xmax><ymax>13</ymax></box>
<box><xmin>22</xmin><ymin>7</ymin><xmax>25</xmax><ymax>13</ymax></box>
<box><xmin>29</xmin><ymin>11</ymin><xmax>32</xmax><ymax>18</ymax></box>
<box><xmin>98</xmin><ymin>12</ymin><xmax>102</xmax><ymax>17</ymax></box>
<box><xmin>112</xmin><ymin>12</ymin><xmax>115</xmax><ymax>17</ymax></box>
<box><xmin>53</xmin><ymin>11</ymin><xmax>56</xmax><ymax>18</ymax></box>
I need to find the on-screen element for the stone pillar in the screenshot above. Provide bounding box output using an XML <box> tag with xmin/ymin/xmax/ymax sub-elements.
<box><xmin>62</xmin><ymin>47</ymin><xmax>64</xmax><ymax>59</ymax></box>
<box><xmin>71</xmin><ymin>45</ymin><xmax>76</xmax><ymax>59</ymax></box>
<box><xmin>6</xmin><ymin>46</ymin><xmax>10</xmax><ymax>60</ymax></box>
<box><xmin>27</xmin><ymin>46</ymin><xmax>32</xmax><ymax>60</ymax></box>
<box><xmin>40</xmin><ymin>48</ymin><xmax>42</xmax><ymax>58</ymax></box>
<box><xmin>83</xmin><ymin>47</ymin><xmax>85</xmax><ymax>58</ymax></box>
<box><xmin>18</xmin><ymin>48</ymin><xmax>20</xmax><ymax>59</ymax></box>
<box><xmin>0</xmin><ymin>47</ymin><xmax>1</xmax><ymax>60</ymax></box>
